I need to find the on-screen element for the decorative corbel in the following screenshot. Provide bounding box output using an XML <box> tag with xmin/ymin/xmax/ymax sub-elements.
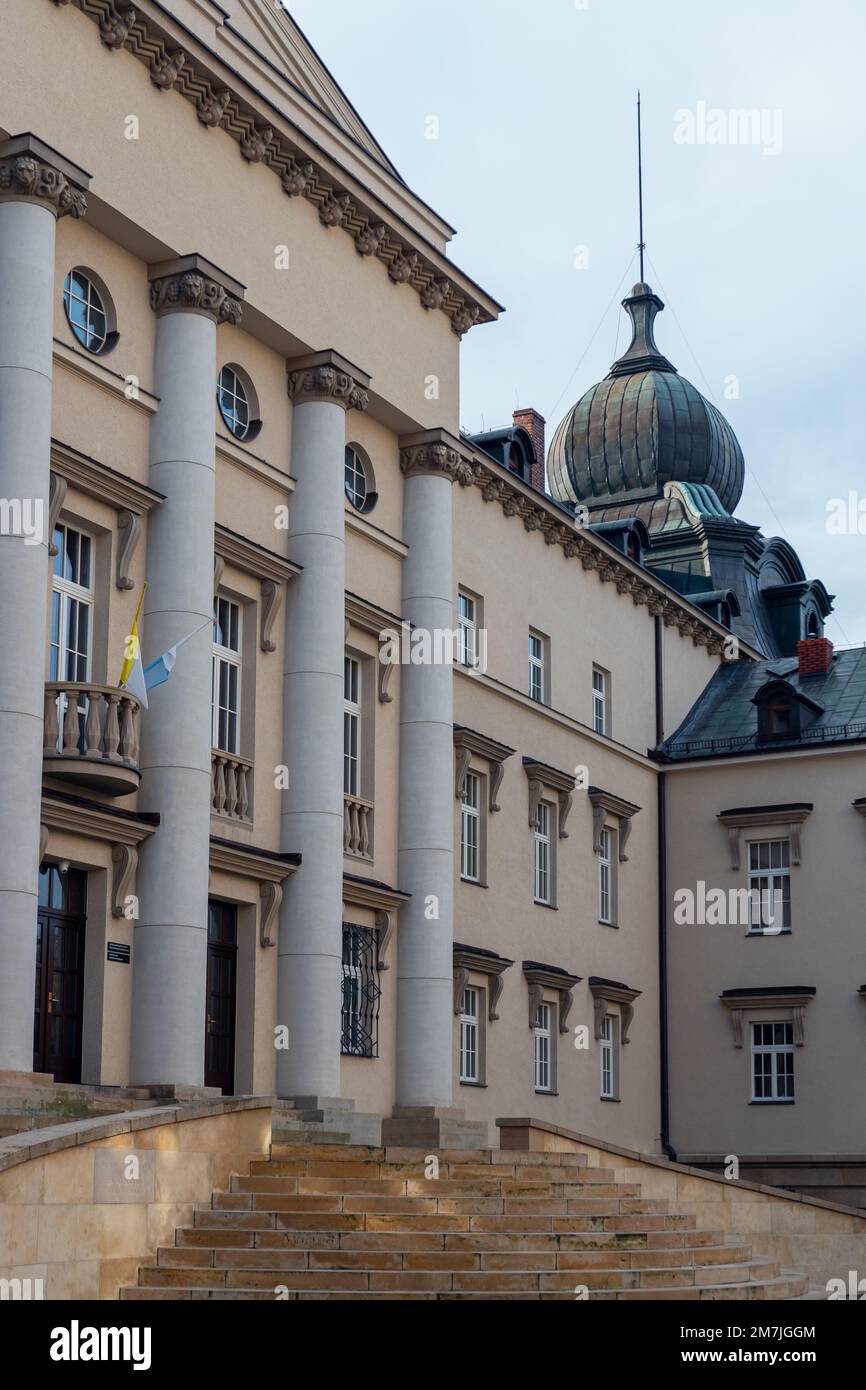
<box><xmin>375</xmin><ymin>908</ymin><xmax>394</xmax><ymax>970</ymax></box>
<box><xmin>453</xmin><ymin>964</ymin><xmax>470</xmax><ymax>1015</ymax></box>
<box><xmin>489</xmin><ymin>760</ymin><xmax>506</xmax><ymax>814</ymax></box>
<box><xmin>720</xmin><ymin>988</ymin><xmax>815</xmax><ymax>1047</ymax></box>
<box><xmin>116</xmin><ymin>509</ymin><xmax>141</xmax><ymax>590</ymax></box>
<box><xmin>48</xmin><ymin>472</ymin><xmax>67</xmax><ymax>556</ymax></box>
<box><xmin>526</xmin><ymin>980</ymin><xmax>545</xmax><ymax>1027</ymax></box>
<box><xmin>378</xmin><ymin>638</ymin><xmax>395</xmax><ymax>704</ymax></box>
<box><xmin>718</xmin><ymin>805</ymin><xmax>813</xmax><ymax>870</ymax></box>
<box><xmin>730</xmin><ymin>1007</ymin><xmax>745</xmax><ymax>1048</ymax></box>
<box><xmin>588</xmin><ymin>977</ymin><xmax>642</xmax><ymax>1044</ymax></box>
<box><xmin>455</xmin><ymin>745</ymin><xmax>472</xmax><ymax>802</ymax></box>
<box><xmin>213</xmin><ymin>553</ymin><xmax>225</xmax><ymax>591</ymax></box>
<box><xmin>39</xmin><ymin>823</ymin><xmax>49</xmax><ymax>865</ymax></box>
<box><xmin>588</xmin><ymin>788</ymin><xmax>641</xmax><ymax>862</ymax></box>
<box><xmin>789</xmin><ymin>823</ymin><xmax>802</xmax><ymax>867</ymax></box>
<box><xmin>727</xmin><ymin>826</ymin><xmax>741</xmax><ymax>871</ymax></box>
<box><xmin>527</xmin><ymin>777</ymin><xmax>544</xmax><ymax>830</ymax></box>
<box><xmin>259</xmin><ymin>881</ymin><xmax>281</xmax><ymax>948</ymax></box>
<box><xmin>558</xmin><ymin>789</ymin><xmax>573</xmax><ymax>840</ymax></box>
<box><xmin>260</xmin><ymin>579</ymin><xmax>281</xmax><ymax>653</ymax></box>
<box><xmin>523</xmin><ymin>963</ymin><xmax>581</xmax><ymax>1034</ymax></box>
<box><xmin>111</xmin><ymin>843</ymin><xmax>138</xmax><ymax>919</ymax></box>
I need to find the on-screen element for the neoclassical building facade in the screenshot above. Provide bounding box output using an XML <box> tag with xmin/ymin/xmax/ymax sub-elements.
<box><xmin>0</xmin><ymin>0</ymin><xmax>861</xmax><ymax>1193</ymax></box>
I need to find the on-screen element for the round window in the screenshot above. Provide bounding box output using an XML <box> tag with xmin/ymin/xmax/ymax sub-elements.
<box><xmin>63</xmin><ymin>269</ymin><xmax>116</xmax><ymax>355</ymax></box>
<box><xmin>217</xmin><ymin>365</ymin><xmax>255</xmax><ymax>441</ymax></box>
<box><xmin>345</xmin><ymin>445</ymin><xmax>376</xmax><ymax>513</ymax></box>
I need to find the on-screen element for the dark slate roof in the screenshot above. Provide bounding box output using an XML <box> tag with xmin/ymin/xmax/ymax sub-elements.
<box><xmin>660</xmin><ymin>648</ymin><xmax>866</xmax><ymax>760</ymax></box>
<box><xmin>548</xmin><ymin>284</ymin><xmax>745</xmax><ymax>514</ymax></box>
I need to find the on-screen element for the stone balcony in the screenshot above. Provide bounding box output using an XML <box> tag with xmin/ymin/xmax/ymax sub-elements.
<box><xmin>343</xmin><ymin>794</ymin><xmax>374</xmax><ymax>860</ymax></box>
<box><xmin>211</xmin><ymin>751</ymin><xmax>253</xmax><ymax>823</ymax></box>
<box><xmin>43</xmin><ymin>682</ymin><xmax>142</xmax><ymax>797</ymax></box>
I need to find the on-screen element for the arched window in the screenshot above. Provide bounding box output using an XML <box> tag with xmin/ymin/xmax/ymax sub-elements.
<box><xmin>344</xmin><ymin>445</ymin><xmax>377</xmax><ymax>514</ymax></box>
<box><xmin>217</xmin><ymin>365</ymin><xmax>261</xmax><ymax>442</ymax></box>
<box><xmin>63</xmin><ymin>269</ymin><xmax>118</xmax><ymax>355</ymax></box>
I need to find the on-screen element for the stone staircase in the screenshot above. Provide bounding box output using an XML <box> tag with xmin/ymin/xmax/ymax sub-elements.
<box><xmin>120</xmin><ymin>1139</ymin><xmax>809</xmax><ymax>1300</ymax></box>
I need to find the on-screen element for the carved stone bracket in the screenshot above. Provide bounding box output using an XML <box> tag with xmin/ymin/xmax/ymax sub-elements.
<box><xmin>259</xmin><ymin>881</ymin><xmax>282</xmax><ymax>948</ymax></box>
<box><xmin>588</xmin><ymin>977</ymin><xmax>642</xmax><ymax>1045</ymax></box>
<box><xmin>48</xmin><ymin>472</ymin><xmax>68</xmax><ymax>556</ymax></box>
<box><xmin>213</xmin><ymin>553</ymin><xmax>225</xmax><ymax>592</ymax></box>
<box><xmin>39</xmin><ymin>823</ymin><xmax>49</xmax><ymax>865</ymax></box>
<box><xmin>148</xmin><ymin>254</ymin><xmax>244</xmax><ymax>325</ymax></box>
<box><xmin>116</xmin><ymin>509</ymin><xmax>141</xmax><ymax>590</ymax></box>
<box><xmin>399</xmin><ymin>429</ymin><xmax>475</xmax><ymax>485</ymax></box>
<box><xmin>0</xmin><ymin>134</ymin><xmax>90</xmax><ymax>219</ymax></box>
<box><xmin>522</xmin><ymin>962</ymin><xmax>581</xmax><ymax>1034</ymax></box>
<box><xmin>523</xmin><ymin>759</ymin><xmax>576</xmax><ymax>839</ymax></box>
<box><xmin>717</xmin><ymin>804</ymin><xmax>813</xmax><ymax>871</ymax></box>
<box><xmin>588</xmin><ymin>787</ymin><xmax>641</xmax><ymax>862</ymax></box>
<box><xmin>720</xmin><ymin>988</ymin><xmax>816</xmax><ymax>1047</ymax></box>
<box><xmin>453</xmin><ymin>945</ymin><xmax>514</xmax><ymax>1022</ymax></box>
<box><xmin>341</xmin><ymin>875</ymin><xmax>410</xmax><ymax>973</ymax></box>
<box><xmin>111</xmin><ymin>843</ymin><xmax>138</xmax><ymax>919</ymax></box>
<box><xmin>454</xmin><ymin>727</ymin><xmax>515</xmax><ymax>813</ymax></box>
<box><xmin>375</xmin><ymin>908</ymin><xmax>395</xmax><ymax>970</ymax></box>
<box><xmin>287</xmin><ymin>350</ymin><xmax>370</xmax><ymax>412</ymax></box>
<box><xmin>260</xmin><ymin>579</ymin><xmax>282</xmax><ymax>653</ymax></box>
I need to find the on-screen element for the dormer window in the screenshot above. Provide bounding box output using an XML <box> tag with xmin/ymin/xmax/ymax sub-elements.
<box><xmin>753</xmin><ymin>677</ymin><xmax>822</xmax><ymax>744</ymax></box>
<box><xmin>767</xmin><ymin>700</ymin><xmax>793</xmax><ymax>738</ymax></box>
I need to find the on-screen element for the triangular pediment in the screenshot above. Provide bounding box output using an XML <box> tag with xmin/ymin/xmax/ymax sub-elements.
<box><xmin>223</xmin><ymin>1</ymin><xmax>400</xmax><ymax>175</ymax></box>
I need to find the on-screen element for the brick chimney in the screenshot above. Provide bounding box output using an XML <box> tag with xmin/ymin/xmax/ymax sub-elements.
<box><xmin>797</xmin><ymin>637</ymin><xmax>834</xmax><ymax>678</ymax></box>
<box><xmin>513</xmin><ymin>408</ymin><xmax>546</xmax><ymax>493</ymax></box>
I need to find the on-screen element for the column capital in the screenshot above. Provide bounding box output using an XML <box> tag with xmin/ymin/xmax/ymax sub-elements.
<box><xmin>399</xmin><ymin>428</ymin><xmax>475</xmax><ymax>484</ymax></box>
<box><xmin>0</xmin><ymin>133</ymin><xmax>90</xmax><ymax>220</ymax></box>
<box><xmin>286</xmin><ymin>350</ymin><xmax>370</xmax><ymax>412</ymax></box>
<box><xmin>148</xmin><ymin>253</ymin><xmax>244</xmax><ymax>324</ymax></box>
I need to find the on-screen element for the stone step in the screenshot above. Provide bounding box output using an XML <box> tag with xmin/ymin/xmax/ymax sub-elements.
<box><xmin>232</xmin><ymin>1171</ymin><xmax>625</xmax><ymax>1194</ymax></box>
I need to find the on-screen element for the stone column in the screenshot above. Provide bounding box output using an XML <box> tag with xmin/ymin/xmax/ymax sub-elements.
<box><xmin>277</xmin><ymin>352</ymin><xmax>369</xmax><ymax>1103</ymax></box>
<box><xmin>130</xmin><ymin>255</ymin><xmax>244</xmax><ymax>1087</ymax></box>
<box><xmin>387</xmin><ymin>431</ymin><xmax>472</xmax><ymax>1139</ymax></box>
<box><xmin>0</xmin><ymin>135</ymin><xmax>89</xmax><ymax>1073</ymax></box>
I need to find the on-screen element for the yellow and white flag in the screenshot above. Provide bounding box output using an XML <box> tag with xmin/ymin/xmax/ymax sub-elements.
<box><xmin>120</xmin><ymin>582</ymin><xmax>148</xmax><ymax>711</ymax></box>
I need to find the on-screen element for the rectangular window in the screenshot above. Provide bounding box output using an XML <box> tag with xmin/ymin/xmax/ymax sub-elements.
<box><xmin>459</xmin><ymin>987</ymin><xmax>480</xmax><ymax>1084</ymax></box>
<box><xmin>748</xmin><ymin>839</ymin><xmax>791</xmax><ymax>932</ymax></box>
<box><xmin>592</xmin><ymin>666</ymin><xmax>609</xmax><ymax>736</ymax></box>
<box><xmin>343</xmin><ymin>656</ymin><xmax>361</xmax><ymax>797</ymax></box>
<box><xmin>50</xmin><ymin>523</ymin><xmax>93</xmax><ymax>684</ymax></box>
<box><xmin>534</xmin><ymin>1002</ymin><xmax>554</xmax><ymax>1092</ymax></box>
<box><xmin>341</xmin><ymin>923</ymin><xmax>380</xmax><ymax>1057</ymax></box>
<box><xmin>751</xmin><ymin>1021</ymin><xmax>794</xmax><ymax>1101</ymax></box>
<box><xmin>461</xmin><ymin>771</ymin><xmax>481</xmax><ymax>883</ymax></box>
<box><xmin>457</xmin><ymin>591</ymin><xmax>479</xmax><ymax>668</ymax></box>
<box><xmin>212</xmin><ymin>596</ymin><xmax>242</xmax><ymax>754</ymax></box>
<box><xmin>600</xmin><ymin>1014</ymin><xmax>619</xmax><ymax>1099</ymax></box>
<box><xmin>598</xmin><ymin>827</ymin><xmax>616</xmax><ymax>924</ymax></box>
<box><xmin>534</xmin><ymin>801</ymin><xmax>552</xmax><ymax>905</ymax></box>
<box><xmin>528</xmin><ymin>631</ymin><xmax>545</xmax><ymax>703</ymax></box>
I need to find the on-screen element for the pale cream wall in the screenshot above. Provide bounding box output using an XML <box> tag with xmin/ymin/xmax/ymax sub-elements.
<box><xmin>666</xmin><ymin>747</ymin><xmax>866</xmax><ymax>1157</ymax></box>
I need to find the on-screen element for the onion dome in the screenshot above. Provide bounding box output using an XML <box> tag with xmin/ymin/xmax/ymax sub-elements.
<box><xmin>548</xmin><ymin>283</ymin><xmax>745</xmax><ymax>515</ymax></box>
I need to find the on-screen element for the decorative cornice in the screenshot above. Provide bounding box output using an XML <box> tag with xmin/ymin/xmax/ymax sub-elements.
<box><xmin>148</xmin><ymin>254</ymin><xmax>244</xmax><ymax>324</ymax></box>
<box><xmin>453</xmin><ymin>944</ymin><xmax>514</xmax><ymax>1022</ymax></box>
<box><xmin>454</xmin><ymin>727</ymin><xmax>515</xmax><ymax>813</ymax></box>
<box><xmin>286</xmin><ymin>350</ymin><xmax>370</xmax><ymax>412</ymax></box>
<box><xmin>345</xmin><ymin>592</ymin><xmax>406</xmax><ymax>703</ymax></box>
<box><xmin>457</xmin><ymin>446</ymin><xmax>747</xmax><ymax>657</ymax></box>
<box><xmin>209</xmin><ymin>836</ymin><xmax>300</xmax><ymax>884</ymax></box>
<box><xmin>720</xmin><ymin>987</ymin><xmax>816</xmax><ymax>1048</ymax></box>
<box><xmin>588</xmin><ymin>977</ymin><xmax>642</xmax><ymax>1045</ymax></box>
<box><xmin>399</xmin><ymin>429</ymin><xmax>475</xmax><ymax>485</ymax></box>
<box><xmin>0</xmin><ymin>133</ymin><xmax>90</xmax><ymax>219</ymax></box>
<box><xmin>214</xmin><ymin>524</ymin><xmax>301</xmax><ymax>587</ymax></box>
<box><xmin>718</xmin><ymin>803</ymin><xmax>813</xmax><ymax>870</ymax></box>
<box><xmin>522</xmin><ymin>962</ymin><xmax>581</xmax><ymax>1034</ymax></box>
<box><xmin>342</xmin><ymin>874</ymin><xmax>411</xmax><ymax>973</ymax></box>
<box><xmin>48</xmin><ymin>0</ymin><xmax>497</xmax><ymax>335</ymax></box>
<box><xmin>41</xmin><ymin>793</ymin><xmax>157</xmax><ymax>848</ymax></box>
<box><xmin>50</xmin><ymin>440</ymin><xmax>164</xmax><ymax>515</ymax></box>
<box><xmin>524</xmin><ymin>758</ymin><xmax>576</xmax><ymax>840</ymax></box>
<box><xmin>588</xmin><ymin>787</ymin><xmax>642</xmax><ymax>862</ymax></box>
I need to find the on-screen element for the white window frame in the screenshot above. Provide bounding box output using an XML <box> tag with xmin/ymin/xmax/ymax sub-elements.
<box><xmin>748</xmin><ymin>839</ymin><xmax>791</xmax><ymax>933</ymax></box>
<box><xmin>459</xmin><ymin>986</ymin><xmax>481</xmax><ymax>1085</ymax></box>
<box><xmin>212</xmin><ymin>596</ymin><xmax>242</xmax><ymax>755</ymax></box>
<box><xmin>592</xmin><ymin>666</ymin><xmax>609</xmax><ymax>736</ymax></box>
<box><xmin>50</xmin><ymin>522</ymin><xmax>94</xmax><ymax>685</ymax></box>
<box><xmin>528</xmin><ymin>630</ymin><xmax>545</xmax><ymax>703</ymax></box>
<box><xmin>460</xmin><ymin>770</ymin><xmax>481</xmax><ymax>884</ymax></box>
<box><xmin>751</xmin><ymin>1021</ymin><xmax>795</xmax><ymax>1102</ymax></box>
<box><xmin>598</xmin><ymin>826</ymin><xmax>615</xmax><ymax>924</ymax></box>
<box><xmin>534</xmin><ymin>800</ymin><xmax>552</xmax><ymax>905</ymax></box>
<box><xmin>457</xmin><ymin>590</ymin><xmax>479</xmax><ymax>668</ymax></box>
<box><xmin>600</xmin><ymin>1014</ymin><xmax>619</xmax><ymax>1099</ymax></box>
<box><xmin>343</xmin><ymin>655</ymin><xmax>362</xmax><ymax>797</ymax></box>
<box><xmin>534</xmin><ymin>1001</ymin><xmax>554</xmax><ymax>1093</ymax></box>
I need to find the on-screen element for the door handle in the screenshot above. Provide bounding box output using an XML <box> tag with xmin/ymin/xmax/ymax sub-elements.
<box><xmin>207</xmin><ymin>1014</ymin><xmax>215</xmax><ymax>1034</ymax></box>
<box><xmin>48</xmin><ymin>992</ymin><xmax>57</xmax><ymax>1015</ymax></box>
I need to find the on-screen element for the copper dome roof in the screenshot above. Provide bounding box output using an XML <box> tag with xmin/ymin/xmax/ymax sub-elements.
<box><xmin>547</xmin><ymin>283</ymin><xmax>745</xmax><ymax>515</ymax></box>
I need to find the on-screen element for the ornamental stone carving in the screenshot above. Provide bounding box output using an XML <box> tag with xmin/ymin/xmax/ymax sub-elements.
<box><xmin>388</xmin><ymin>252</ymin><xmax>421</xmax><ymax>285</ymax></box>
<box><xmin>281</xmin><ymin>158</ymin><xmax>314</xmax><ymax>197</ymax></box>
<box><xmin>450</xmin><ymin>304</ymin><xmax>480</xmax><ymax>337</ymax></box>
<box><xmin>150</xmin><ymin>49</ymin><xmax>186</xmax><ymax>91</ymax></box>
<box><xmin>355</xmin><ymin>221</ymin><xmax>386</xmax><ymax>257</ymax></box>
<box><xmin>197</xmin><ymin>87</ymin><xmax>231</xmax><ymax>129</ymax></box>
<box><xmin>149</xmin><ymin>269</ymin><xmax>243</xmax><ymax>325</ymax></box>
<box><xmin>421</xmin><ymin>278</ymin><xmax>452</xmax><ymax>311</ymax></box>
<box><xmin>319</xmin><ymin>191</ymin><xmax>352</xmax><ymax>228</ymax></box>
<box><xmin>400</xmin><ymin>439</ymin><xmax>474</xmax><ymax>485</ymax></box>
<box><xmin>240</xmin><ymin>125</ymin><xmax>274</xmax><ymax>163</ymax></box>
<box><xmin>286</xmin><ymin>352</ymin><xmax>370</xmax><ymax>413</ymax></box>
<box><xmin>99</xmin><ymin>4</ymin><xmax>136</xmax><ymax>50</ymax></box>
<box><xmin>0</xmin><ymin>154</ymin><xmax>87</xmax><ymax>219</ymax></box>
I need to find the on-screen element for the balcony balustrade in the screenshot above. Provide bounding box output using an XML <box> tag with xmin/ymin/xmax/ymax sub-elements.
<box><xmin>343</xmin><ymin>794</ymin><xmax>374</xmax><ymax>860</ymax></box>
<box><xmin>211</xmin><ymin>750</ymin><xmax>253</xmax><ymax>823</ymax></box>
<box><xmin>43</xmin><ymin>682</ymin><xmax>141</xmax><ymax>797</ymax></box>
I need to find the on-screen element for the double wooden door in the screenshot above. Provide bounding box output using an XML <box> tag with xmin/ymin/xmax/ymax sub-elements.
<box><xmin>205</xmin><ymin>901</ymin><xmax>238</xmax><ymax>1094</ymax></box>
<box><xmin>34</xmin><ymin>865</ymin><xmax>87</xmax><ymax>1082</ymax></box>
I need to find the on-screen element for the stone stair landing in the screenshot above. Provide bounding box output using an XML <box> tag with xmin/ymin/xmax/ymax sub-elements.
<box><xmin>120</xmin><ymin>1141</ymin><xmax>809</xmax><ymax>1301</ymax></box>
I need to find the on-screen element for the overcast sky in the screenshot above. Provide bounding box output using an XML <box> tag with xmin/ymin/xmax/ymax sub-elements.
<box><xmin>288</xmin><ymin>0</ymin><xmax>866</xmax><ymax>645</ymax></box>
